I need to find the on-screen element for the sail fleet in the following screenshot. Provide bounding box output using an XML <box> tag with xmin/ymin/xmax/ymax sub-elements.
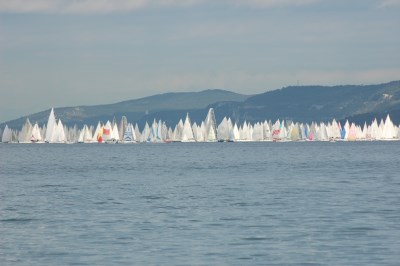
<box><xmin>1</xmin><ymin>108</ymin><xmax>400</xmax><ymax>143</ymax></box>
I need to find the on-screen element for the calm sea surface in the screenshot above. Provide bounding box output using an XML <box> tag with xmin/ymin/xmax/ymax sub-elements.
<box><xmin>1</xmin><ymin>142</ymin><xmax>400</xmax><ymax>265</ymax></box>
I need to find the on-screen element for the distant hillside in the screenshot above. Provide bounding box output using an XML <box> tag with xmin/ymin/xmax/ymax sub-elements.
<box><xmin>0</xmin><ymin>89</ymin><xmax>249</xmax><ymax>129</ymax></box>
<box><xmin>210</xmin><ymin>81</ymin><xmax>400</xmax><ymax>124</ymax></box>
<box><xmin>1</xmin><ymin>81</ymin><xmax>400</xmax><ymax>130</ymax></box>
<box><xmin>342</xmin><ymin>109</ymin><xmax>400</xmax><ymax>125</ymax></box>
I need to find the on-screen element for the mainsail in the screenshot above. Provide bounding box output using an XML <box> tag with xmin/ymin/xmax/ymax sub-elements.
<box><xmin>45</xmin><ymin>108</ymin><xmax>56</xmax><ymax>142</ymax></box>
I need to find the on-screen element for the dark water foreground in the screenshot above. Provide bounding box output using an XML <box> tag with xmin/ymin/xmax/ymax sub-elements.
<box><xmin>1</xmin><ymin>142</ymin><xmax>399</xmax><ymax>265</ymax></box>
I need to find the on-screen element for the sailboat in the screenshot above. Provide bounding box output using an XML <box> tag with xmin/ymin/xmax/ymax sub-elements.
<box><xmin>1</xmin><ymin>125</ymin><xmax>13</xmax><ymax>143</ymax></box>
<box><xmin>204</xmin><ymin>108</ymin><xmax>217</xmax><ymax>142</ymax></box>
<box><xmin>181</xmin><ymin>113</ymin><xmax>195</xmax><ymax>142</ymax></box>
<box><xmin>30</xmin><ymin>123</ymin><xmax>43</xmax><ymax>143</ymax></box>
<box><xmin>122</xmin><ymin>123</ymin><xmax>137</xmax><ymax>143</ymax></box>
<box><xmin>230</xmin><ymin>123</ymin><xmax>240</xmax><ymax>142</ymax></box>
<box><xmin>102</xmin><ymin>120</ymin><xmax>113</xmax><ymax>143</ymax></box>
<box><xmin>217</xmin><ymin>117</ymin><xmax>230</xmax><ymax>142</ymax></box>
<box><xmin>111</xmin><ymin>123</ymin><xmax>120</xmax><ymax>143</ymax></box>
<box><xmin>382</xmin><ymin>115</ymin><xmax>396</xmax><ymax>140</ymax></box>
<box><xmin>18</xmin><ymin>118</ymin><xmax>33</xmax><ymax>143</ymax></box>
<box><xmin>44</xmin><ymin>108</ymin><xmax>56</xmax><ymax>143</ymax></box>
<box><xmin>271</xmin><ymin>119</ymin><xmax>281</xmax><ymax>141</ymax></box>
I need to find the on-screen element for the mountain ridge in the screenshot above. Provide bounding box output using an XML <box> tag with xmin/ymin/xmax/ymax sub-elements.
<box><xmin>1</xmin><ymin>81</ymin><xmax>400</xmax><ymax>129</ymax></box>
<box><xmin>0</xmin><ymin>89</ymin><xmax>249</xmax><ymax>129</ymax></box>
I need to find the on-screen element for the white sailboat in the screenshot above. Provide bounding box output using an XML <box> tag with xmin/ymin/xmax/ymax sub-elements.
<box><xmin>111</xmin><ymin>123</ymin><xmax>120</xmax><ymax>142</ymax></box>
<box><xmin>289</xmin><ymin>122</ymin><xmax>301</xmax><ymax>141</ymax></box>
<box><xmin>78</xmin><ymin>125</ymin><xmax>93</xmax><ymax>143</ymax></box>
<box><xmin>134</xmin><ymin>124</ymin><xmax>142</xmax><ymax>142</ymax></box>
<box><xmin>204</xmin><ymin>108</ymin><xmax>217</xmax><ymax>142</ymax></box>
<box><xmin>52</xmin><ymin>120</ymin><xmax>66</xmax><ymax>143</ymax></box>
<box><xmin>217</xmin><ymin>117</ymin><xmax>230</xmax><ymax>142</ymax></box>
<box><xmin>181</xmin><ymin>113</ymin><xmax>195</xmax><ymax>142</ymax></box>
<box><xmin>193</xmin><ymin>123</ymin><xmax>204</xmax><ymax>142</ymax></box>
<box><xmin>318</xmin><ymin>122</ymin><xmax>329</xmax><ymax>141</ymax></box>
<box><xmin>253</xmin><ymin>122</ymin><xmax>264</xmax><ymax>141</ymax></box>
<box><xmin>141</xmin><ymin>122</ymin><xmax>151</xmax><ymax>142</ymax></box>
<box><xmin>382</xmin><ymin>115</ymin><xmax>396</xmax><ymax>140</ymax></box>
<box><xmin>30</xmin><ymin>123</ymin><xmax>43</xmax><ymax>143</ymax></box>
<box><xmin>230</xmin><ymin>123</ymin><xmax>240</xmax><ymax>142</ymax></box>
<box><xmin>1</xmin><ymin>125</ymin><xmax>13</xmax><ymax>143</ymax></box>
<box><xmin>119</xmin><ymin>116</ymin><xmax>128</xmax><ymax>141</ymax></box>
<box><xmin>18</xmin><ymin>118</ymin><xmax>33</xmax><ymax>143</ymax></box>
<box><xmin>45</xmin><ymin>108</ymin><xmax>56</xmax><ymax>143</ymax></box>
<box><xmin>173</xmin><ymin>119</ymin><xmax>184</xmax><ymax>142</ymax></box>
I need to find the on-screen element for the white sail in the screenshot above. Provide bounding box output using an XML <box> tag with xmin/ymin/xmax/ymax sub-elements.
<box><xmin>45</xmin><ymin>108</ymin><xmax>56</xmax><ymax>142</ymax></box>
<box><xmin>263</xmin><ymin>121</ymin><xmax>272</xmax><ymax>141</ymax></box>
<box><xmin>382</xmin><ymin>114</ymin><xmax>396</xmax><ymax>140</ymax></box>
<box><xmin>78</xmin><ymin>127</ymin><xmax>85</xmax><ymax>143</ymax></box>
<box><xmin>134</xmin><ymin>124</ymin><xmax>141</xmax><ymax>142</ymax></box>
<box><xmin>252</xmin><ymin>122</ymin><xmax>263</xmax><ymax>141</ymax></box>
<box><xmin>289</xmin><ymin>123</ymin><xmax>301</xmax><ymax>141</ymax></box>
<box><xmin>55</xmin><ymin>120</ymin><xmax>66</xmax><ymax>143</ymax></box>
<box><xmin>194</xmin><ymin>123</ymin><xmax>204</xmax><ymax>142</ymax></box>
<box><xmin>204</xmin><ymin>108</ymin><xmax>217</xmax><ymax>141</ymax></box>
<box><xmin>112</xmin><ymin>123</ymin><xmax>120</xmax><ymax>141</ymax></box>
<box><xmin>149</xmin><ymin>119</ymin><xmax>158</xmax><ymax>142</ymax></box>
<box><xmin>318</xmin><ymin>122</ymin><xmax>328</xmax><ymax>141</ymax></box>
<box><xmin>217</xmin><ymin>117</ymin><xmax>230</xmax><ymax>141</ymax></box>
<box><xmin>141</xmin><ymin>122</ymin><xmax>151</xmax><ymax>142</ymax></box>
<box><xmin>119</xmin><ymin>116</ymin><xmax>128</xmax><ymax>141</ymax></box>
<box><xmin>78</xmin><ymin>125</ymin><xmax>92</xmax><ymax>143</ymax></box>
<box><xmin>18</xmin><ymin>118</ymin><xmax>33</xmax><ymax>143</ymax></box>
<box><xmin>157</xmin><ymin>120</ymin><xmax>164</xmax><ymax>141</ymax></box>
<box><xmin>329</xmin><ymin>119</ymin><xmax>341</xmax><ymax>140</ymax></box>
<box><xmin>84</xmin><ymin>125</ymin><xmax>93</xmax><ymax>142</ymax></box>
<box><xmin>166</xmin><ymin>127</ymin><xmax>174</xmax><ymax>142</ymax></box>
<box><xmin>181</xmin><ymin>113</ymin><xmax>195</xmax><ymax>142</ymax></box>
<box><xmin>370</xmin><ymin>119</ymin><xmax>379</xmax><ymax>140</ymax></box>
<box><xmin>1</xmin><ymin>125</ymin><xmax>13</xmax><ymax>143</ymax></box>
<box><xmin>230</xmin><ymin>123</ymin><xmax>240</xmax><ymax>141</ymax></box>
<box><xmin>173</xmin><ymin>119</ymin><xmax>184</xmax><ymax>142</ymax></box>
<box><xmin>30</xmin><ymin>123</ymin><xmax>42</xmax><ymax>142</ymax></box>
<box><xmin>239</xmin><ymin>122</ymin><xmax>249</xmax><ymax>141</ymax></box>
<box><xmin>161</xmin><ymin>122</ymin><xmax>168</xmax><ymax>141</ymax></box>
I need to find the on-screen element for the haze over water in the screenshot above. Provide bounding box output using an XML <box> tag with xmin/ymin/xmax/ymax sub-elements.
<box><xmin>1</xmin><ymin>142</ymin><xmax>400</xmax><ymax>265</ymax></box>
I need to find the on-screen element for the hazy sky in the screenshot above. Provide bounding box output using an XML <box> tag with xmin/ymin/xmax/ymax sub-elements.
<box><xmin>0</xmin><ymin>0</ymin><xmax>399</xmax><ymax>122</ymax></box>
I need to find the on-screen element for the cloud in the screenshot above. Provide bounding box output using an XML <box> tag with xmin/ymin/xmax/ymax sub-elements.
<box><xmin>231</xmin><ymin>0</ymin><xmax>318</xmax><ymax>8</ymax></box>
<box><xmin>378</xmin><ymin>0</ymin><xmax>400</xmax><ymax>7</ymax></box>
<box><xmin>0</xmin><ymin>0</ymin><xmax>317</xmax><ymax>14</ymax></box>
<box><xmin>0</xmin><ymin>0</ymin><xmax>183</xmax><ymax>14</ymax></box>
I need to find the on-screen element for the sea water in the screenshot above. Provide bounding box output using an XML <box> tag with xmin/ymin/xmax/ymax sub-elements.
<box><xmin>0</xmin><ymin>142</ymin><xmax>399</xmax><ymax>265</ymax></box>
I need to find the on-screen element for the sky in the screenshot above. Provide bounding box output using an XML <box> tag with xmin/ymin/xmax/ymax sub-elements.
<box><xmin>0</xmin><ymin>0</ymin><xmax>399</xmax><ymax>122</ymax></box>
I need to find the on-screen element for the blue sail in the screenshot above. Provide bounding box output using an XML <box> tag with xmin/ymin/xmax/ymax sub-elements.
<box><xmin>340</xmin><ymin>128</ymin><xmax>346</xmax><ymax>139</ymax></box>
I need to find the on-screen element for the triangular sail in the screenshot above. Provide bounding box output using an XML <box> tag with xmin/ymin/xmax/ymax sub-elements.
<box><xmin>1</xmin><ymin>125</ymin><xmax>13</xmax><ymax>143</ymax></box>
<box><xmin>45</xmin><ymin>108</ymin><xmax>56</xmax><ymax>142</ymax></box>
